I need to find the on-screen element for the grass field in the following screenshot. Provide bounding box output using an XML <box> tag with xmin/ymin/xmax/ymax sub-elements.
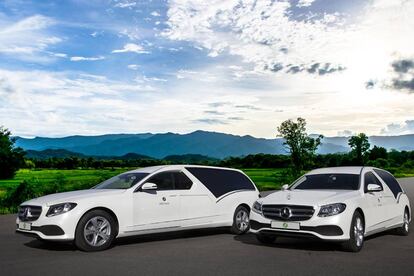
<box><xmin>0</xmin><ymin>168</ymin><xmax>287</xmax><ymax>198</ymax></box>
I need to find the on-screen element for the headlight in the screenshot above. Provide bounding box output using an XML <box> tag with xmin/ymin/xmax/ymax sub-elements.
<box><xmin>46</xmin><ymin>203</ymin><xmax>77</xmax><ymax>217</ymax></box>
<box><xmin>318</xmin><ymin>203</ymin><xmax>346</xmax><ymax>217</ymax></box>
<box><xmin>252</xmin><ymin>201</ymin><xmax>262</xmax><ymax>214</ymax></box>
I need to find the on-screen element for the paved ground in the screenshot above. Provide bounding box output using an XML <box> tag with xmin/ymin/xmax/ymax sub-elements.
<box><xmin>1</xmin><ymin>178</ymin><xmax>414</xmax><ymax>276</ymax></box>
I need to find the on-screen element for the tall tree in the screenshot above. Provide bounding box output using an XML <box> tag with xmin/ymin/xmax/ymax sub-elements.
<box><xmin>277</xmin><ymin>118</ymin><xmax>323</xmax><ymax>175</ymax></box>
<box><xmin>348</xmin><ymin>133</ymin><xmax>370</xmax><ymax>165</ymax></box>
<box><xmin>0</xmin><ymin>126</ymin><xmax>25</xmax><ymax>179</ymax></box>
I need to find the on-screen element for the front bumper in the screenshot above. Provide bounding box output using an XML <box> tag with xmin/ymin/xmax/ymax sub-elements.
<box><xmin>16</xmin><ymin>205</ymin><xmax>81</xmax><ymax>241</ymax></box>
<box><xmin>249</xmin><ymin>209</ymin><xmax>352</xmax><ymax>241</ymax></box>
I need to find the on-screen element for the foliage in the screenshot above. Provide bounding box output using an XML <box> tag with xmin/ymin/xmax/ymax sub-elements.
<box><xmin>348</xmin><ymin>133</ymin><xmax>370</xmax><ymax>165</ymax></box>
<box><xmin>0</xmin><ymin>126</ymin><xmax>26</xmax><ymax>179</ymax></box>
<box><xmin>277</xmin><ymin>118</ymin><xmax>323</xmax><ymax>176</ymax></box>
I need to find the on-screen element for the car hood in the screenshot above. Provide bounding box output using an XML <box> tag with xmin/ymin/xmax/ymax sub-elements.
<box><xmin>261</xmin><ymin>189</ymin><xmax>360</xmax><ymax>206</ymax></box>
<box><xmin>21</xmin><ymin>189</ymin><xmax>127</xmax><ymax>206</ymax></box>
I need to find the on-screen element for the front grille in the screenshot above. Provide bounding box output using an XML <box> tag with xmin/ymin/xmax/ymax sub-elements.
<box><xmin>18</xmin><ymin>205</ymin><xmax>42</xmax><ymax>222</ymax></box>
<box><xmin>262</xmin><ymin>204</ymin><xmax>314</xmax><ymax>221</ymax></box>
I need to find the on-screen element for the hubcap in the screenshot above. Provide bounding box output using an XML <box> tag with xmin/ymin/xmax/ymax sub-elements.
<box><xmin>404</xmin><ymin>212</ymin><xmax>409</xmax><ymax>232</ymax></box>
<box><xmin>354</xmin><ymin>217</ymin><xmax>364</xmax><ymax>247</ymax></box>
<box><xmin>236</xmin><ymin>209</ymin><xmax>249</xmax><ymax>232</ymax></box>
<box><xmin>84</xmin><ymin>216</ymin><xmax>111</xmax><ymax>247</ymax></box>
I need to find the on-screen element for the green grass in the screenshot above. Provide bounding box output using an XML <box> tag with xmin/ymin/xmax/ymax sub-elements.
<box><xmin>0</xmin><ymin>168</ymin><xmax>286</xmax><ymax>195</ymax></box>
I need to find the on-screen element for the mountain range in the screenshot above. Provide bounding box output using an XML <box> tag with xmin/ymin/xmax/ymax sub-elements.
<box><xmin>14</xmin><ymin>130</ymin><xmax>414</xmax><ymax>159</ymax></box>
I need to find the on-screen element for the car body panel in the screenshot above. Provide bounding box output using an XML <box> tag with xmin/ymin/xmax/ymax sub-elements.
<box><xmin>16</xmin><ymin>165</ymin><xmax>259</xmax><ymax>241</ymax></box>
<box><xmin>250</xmin><ymin>166</ymin><xmax>411</xmax><ymax>241</ymax></box>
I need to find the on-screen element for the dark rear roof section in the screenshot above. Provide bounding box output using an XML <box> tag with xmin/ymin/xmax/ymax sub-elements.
<box><xmin>185</xmin><ymin>167</ymin><xmax>256</xmax><ymax>198</ymax></box>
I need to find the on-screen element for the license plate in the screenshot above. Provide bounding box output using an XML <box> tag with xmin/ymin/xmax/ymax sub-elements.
<box><xmin>271</xmin><ymin>221</ymin><xmax>300</xmax><ymax>230</ymax></box>
<box><xmin>18</xmin><ymin>222</ymin><xmax>31</xmax><ymax>231</ymax></box>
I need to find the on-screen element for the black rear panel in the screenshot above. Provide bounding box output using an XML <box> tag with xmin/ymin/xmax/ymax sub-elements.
<box><xmin>185</xmin><ymin>167</ymin><xmax>255</xmax><ymax>198</ymax></box>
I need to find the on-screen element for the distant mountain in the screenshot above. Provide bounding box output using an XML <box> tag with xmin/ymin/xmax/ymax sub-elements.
<box><xmin>25</xmin><ymin>149</ymin><xmax>86</xmax><ymax>159</ymax></box>
<box><xmin>15</xmin><ymin>131</ymin><xmax>414</xmax><ymax>159</ymax></box>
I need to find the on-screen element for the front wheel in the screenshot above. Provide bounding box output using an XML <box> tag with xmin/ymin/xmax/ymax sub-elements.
<box><xmin>395</xmin><ymin>209</ymin><xmax>410</xmax><ymax>236</ymax></box>
<box><xmin>230</xmin><ymin>206</ymin><xmax>250</xmax><ymax>235</ymax></box>
<box><xmin>342</xmin><ymin>212</ymin><xmax>364</xmax><ymax>252</ymax></box>
<box><xmin>75</xmin><ymin>210</ymin><xmax>116</xmax><ymax>252</ymax></box>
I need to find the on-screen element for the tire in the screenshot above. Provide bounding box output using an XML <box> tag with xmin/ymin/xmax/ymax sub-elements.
<box><xmin>75</xmin><ymin>210</ymin><xmax>116</xmax><ymax>252</ymax></box>
<box><xmin>342</xmin><ymin>211</ymin><xmax>364</xmax><ymax>252</ymax></box>
<box><xmin>394</xmin><ymin>209</ymin><xmax>410</xmax><ymax>236</ymax></box>
<box><xmin>230</xmin><ymin>206</ymin><xmax>250</xmax><ymax>235</ymax></box>
<box><xmin>256</xmin><ymin>233</ymin><xmax>276</xmax><ymax>244</ymax></box>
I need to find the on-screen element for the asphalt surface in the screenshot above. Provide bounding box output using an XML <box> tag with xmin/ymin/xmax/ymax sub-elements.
<box><xmin>1</xmin><ymin>178</ymin><xmax>414</xmax><ymax>276</ymax></box>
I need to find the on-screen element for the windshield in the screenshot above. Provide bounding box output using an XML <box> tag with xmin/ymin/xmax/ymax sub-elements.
<box><xmin>292</xmin><ymin>173</ymin><xmax>360</xmax><ymax>190</ymax></box>
<box><xmin>94</xmin><ymin>172</ymin><xmax>149</xmax><ymax>189</ymax></box>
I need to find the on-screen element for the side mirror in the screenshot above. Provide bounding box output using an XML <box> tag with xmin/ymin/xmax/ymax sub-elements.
<box><xmin>141</xmin><ymin>182</ymin><xmax>158</xmax><ymax>191</ymax></box>
<box><xmin>367</xmin><ymin>184</ymin><xmax>382</xmax><ymax>192</ymax></box>
<box><xmin>281</xmin><ymin>184</ymin><xmax>289</xmax><ymax>191</ymax></box>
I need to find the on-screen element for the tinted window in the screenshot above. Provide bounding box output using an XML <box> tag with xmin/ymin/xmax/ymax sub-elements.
<box><xmin>185</xmin><ymin>167</ymin><xmax>255</xmax><ymax>198</ymax></box>
<box><xmin>95</xmin><ymin>173</ymin><xmax>149</xmax><ymax>189</ymax></box>
<box><xmin>174</xmin><ymin>172</ymin><xmax>193</xmax><ymax>190</ymax></box>
<box><xmin>293</xmin><ymin>174</ymin><xmax>359</xmax><ymax>190</ymax></box>
<box><xmin>146</xmin><ymin>172</ymin><xmax>174</xmax><ymax>190</ymax></box>
<box><xmin>374</xmin><ymin>169</ymin><xmax>402</xmax><ymax>198</ymax></box>
<box><xmin>364</xmin><ymin>172</ymin><xmax>383</xmax><ymax>192</ymax></box>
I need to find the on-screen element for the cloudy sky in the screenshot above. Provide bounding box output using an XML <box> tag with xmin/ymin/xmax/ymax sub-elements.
<box><xmin>0</xmin><ymin>0</ymin><xmax>413</xmax><ymax>138</ymax></box>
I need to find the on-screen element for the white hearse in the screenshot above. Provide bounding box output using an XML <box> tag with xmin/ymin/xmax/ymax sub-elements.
<box><xmin>16</xmin><ymin>165</ymin><xmax>259</xmax><ymax>251</ymax></box>
<box><xmin>250</xmin><ymin>167</ymin><xmax>411</xmax><ymax>252</ymax></box>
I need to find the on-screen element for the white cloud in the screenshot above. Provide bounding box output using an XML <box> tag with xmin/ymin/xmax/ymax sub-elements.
<box><xmin>70</xmin><ymin>56</ymin><xmax>105</xmax><ymax>61</ymax></box>
<box><xmin>0</xmin><ymin>15</ymin><xmax>61</xmax><ymax>62</ymax></box>
<box><xmin>114</xmin><ymin>1</ymin><xmax>136</xmax><ymax>8</ymax></box>
<box><xmin>381</xmin><ymin>120</ymin><xmax>414</xmax><ymax>135</ymax></box>
<box><xmin>297</xmin><ymin>0</ymin><xmax>315</xmax><ymax>8</ymax></box>
<box><xmin>111</xmin><ymin>43</ymin><xmax>150</xmax><ymax>54</ymax></box>
<box><xmin>127</xmin><ymin>64</ymin><xmax>139</xmax><ymax>70</ymax></box>
<box><xmin>151</xmin><ymin>11</ymin><xmax>161</xmax><ymax>17</ymax></box>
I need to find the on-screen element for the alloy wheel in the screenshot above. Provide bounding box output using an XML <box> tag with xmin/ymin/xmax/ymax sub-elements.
<box><xmin>83</xmin><ymin>216</ymin><xmax>112</xmax><ymax>247</ymax></box>
<box><xmin>354</xmin><ymin>217</ymin><xmax>364</xmax><ymax>247</ymax></box>
<box><xmin>235</xmin><ymin>209</ymin><xmax>249</xmax><ymax>232</ymax></box>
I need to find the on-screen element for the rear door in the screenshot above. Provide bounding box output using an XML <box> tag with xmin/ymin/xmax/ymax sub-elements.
<box><xmin>374</xmin><ymin>169</ymin><xmax>404</xmax><ymax>225</ymax></box>
<box><xmin>177</xmin><ymin>170</ymin><xmax>216</xmax><ymax>227</ymax></box>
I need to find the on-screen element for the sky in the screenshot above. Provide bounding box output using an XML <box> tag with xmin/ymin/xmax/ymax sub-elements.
<box><xmin>0</xmin><ymin>0</ymin><xmax>413</xmax><ymax>138</ymax></box>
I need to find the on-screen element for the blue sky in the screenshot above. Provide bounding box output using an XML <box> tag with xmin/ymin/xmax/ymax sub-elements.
<box><xmin>0</xmin><ymin>0</ymin><xmax>413</xmax><ymax>137</ymax></box>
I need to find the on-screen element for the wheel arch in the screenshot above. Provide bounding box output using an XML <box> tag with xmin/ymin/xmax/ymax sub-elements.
<box><xmin>78</xmin><ymin>206</ymin><xmax>120</xmax><ymax>237</ymax></box>
<box><xmin>237</xmin><ymin>203</ymin><xmax>251</xmax><ymax>213</ymax></box>
<box><xmin>354</xmin><ymin>207</ymin><xmax>365</xmax><ymax>225</ymax></box>
<box><xmin>405</xmin><ymin>205</ymin><xmax>411</xmax><ymax>221</ymax></box>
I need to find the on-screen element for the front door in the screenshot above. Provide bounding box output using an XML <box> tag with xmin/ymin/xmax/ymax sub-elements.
<box><xmin>132</xmin><ymin>172</ymin><xmax>180</xmax><ymax>232</ymax></box>
<box><xmin>363</xmin><ymin>171</ymin><xmax>387</xmax><ymax>233</ymax></box>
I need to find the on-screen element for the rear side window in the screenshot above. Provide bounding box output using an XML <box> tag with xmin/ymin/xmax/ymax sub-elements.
<box><xmin>364</xmin><ymin>172</ymin><xmax>383</xmax><ymax>192</ymax></box>
<box><xmin>373</xmin><ymin>169</ymin><xmax>403</xmax><ymax>198</ymax></box>
<box><xmin>174</xmin><ymin>172</ymin><xmax>193</xmax><ymax>190</ymax></box>
<box><xmin>185</xmin><ymin>167</ymin><xmax>255</xmax><ymax>198</ymax></box>
<box><xmin>145</xmin><ymin>171</ymin><xmax>193</xmax><ymax>190</ymax></box>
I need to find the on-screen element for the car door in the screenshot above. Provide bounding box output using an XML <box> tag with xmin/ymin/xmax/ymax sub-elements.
<box><xmin>374</xmin><ymin>169</ymin><xmax>404</xmax><ymax>226</ymax></box>
<box><xmin>363</xmin><ymin>171</ymin><xmax>388</xmax><ymax>232</ymax></box>
<box><xmin>178</xmin><ymin>170</ymin><xmax>216</xmax><ymax>228</ymax></box>
<box><xmin>132</xmin><ymin>171</ymin><xmax>180</xmax><ymax>232</ymax></box>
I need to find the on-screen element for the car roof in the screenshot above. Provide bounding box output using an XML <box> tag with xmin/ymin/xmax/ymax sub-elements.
<box><xmin>307</xmin><ymin>166</ymin><xmax>364</xmax><ymax>175</ymax></box>
<box><xmin>127</xmin><ymin>164</ymin><xmax>242</xmax><ymax>174</ymax></box>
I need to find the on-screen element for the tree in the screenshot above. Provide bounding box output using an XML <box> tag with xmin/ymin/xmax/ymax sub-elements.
<box><xmin>348</xmin><ymin>133</ymin><xmax>370</xmax><ymax>165</ymax></box>
<box><xmin>0</xmin><ymin>126</ymin><xmax>25</xmax><ymax>179</ymax></box>
<box><xmin>369</xmin><ymin>145</ymin><xmax>388</xmax><ymax>160</ymax></box>
<box><xmin>277</xmin><ymin>118</ymin><xmax>323</xmax><ymax>175</ymax></box>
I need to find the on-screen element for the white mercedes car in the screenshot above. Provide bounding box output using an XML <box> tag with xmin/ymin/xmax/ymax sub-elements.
<box><xmin>16</xmin><ymin>165</ymin><xmax>259</xmax><ymax>251</ymax></box>
<box><xmin>250</xmin><ymin>167</ymin><xmax>411</xmax><ymax>252</ymax></box>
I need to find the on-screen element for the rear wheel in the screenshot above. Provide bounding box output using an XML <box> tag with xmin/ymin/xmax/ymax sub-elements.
<box><xmin>230</xmin><ymin>206</ymin><xmax>250</xmax><ymax>234</ymax></box>
<box><xmin>395</xmin><ymin>209</ymin><xmax>409</xmax><ymax>236</ymax></box>
<box><xmin>75</xmin><ymin>210</ymin><xmax>116</xmax><ymax>252</ymax></box>
<box><xmin>256</xmin><ymin>233</ymin><xmax>276</xmax><ymax>244</ymax></box>
<box><xmin>342</xmin><ymin>212</ymin><xmax>364</xmax><ymax>252</ymax></box>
